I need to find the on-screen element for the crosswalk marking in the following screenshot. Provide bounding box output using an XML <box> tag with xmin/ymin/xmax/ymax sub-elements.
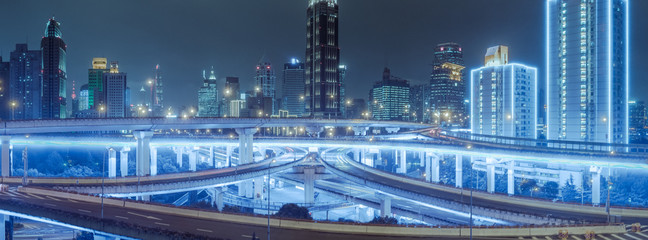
<box><xmin>635</xmin><ymin>232</ymin><xmax>648</xmax><ymax>238</ymax></box>
<box><xmin>623</xmin><ymin>234</ymin><xmax>643</xmax><ymax>240</ymax></box>
<box><xmin>611</xmin><ymin>234</ymin><xmax>628</xmax><ymax>240</ymax></box>
<box><xmin>545</xmin><ymin>236</ymin><xmax>553</xmax><ymax>240</ymax></box>
<box><xmin>571</xmin><ymin>235</ymin><xmax>583</xmax><ymax>240</ymax></box>
<box><xmin>599</xmin><ymin>235</ymin><xmax>613</xmax><ymax>240</ymax></box>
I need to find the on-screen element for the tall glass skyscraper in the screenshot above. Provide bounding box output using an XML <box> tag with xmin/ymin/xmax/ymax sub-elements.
<box><xmin>151</xmin><ymin>64</ymin><xmax>164</xmax><ymax>116</ymax></box>
<box><xmin>198</xmin><ymin>66</ymin><xmax>219</xmax><ymax>117</ymax></box>
<box><xmin>282</xmin><ymin>58</ymin><xmax>305</xmax><ymax>117</ymax></box>
<box><xmin>547</xmin><ymin>0</ymin><xmax>628</xmax><ymax>144</ymax></box>
<box><xmin>9</xmin><ymin>44</ymin><xmax>42</xmax><ymax>120</ymax></box>
<box><xmin>255</xmin><ymin>56</ymin><xmax>276</xmax><ymax>114</ymax></box>
<box><xmin>0</xmin><ymin>58</ymin><xmax>9</xmax><ymax>120</ymax></box>
<box><xmin>305</xmin><ymin>0</ymin><xmax>340</xmax><ymax>118</ymax></box>
<box><xmin>88</xmin><ymin>57</ymin><xmax>108</xmax><ymax>110</ymax></box>
<box><xmin>40</xmin><ymin>18</ymin><xmax>67</xmax><ymax>119</ymax></box>
<box><xmin>430</xmin><ymin>43</ymin><xmax>466</xmax><ymax>126</ymax></box>
<box><xmin>104</xmin><ymin>61</ymin><xmax>127</xmax><ymax>118</ymax></box>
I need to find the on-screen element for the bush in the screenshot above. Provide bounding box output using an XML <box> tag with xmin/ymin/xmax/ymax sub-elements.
<box><xmin>275</xmin><ymin>203</ymin><xmax>312</xmax><ymax>220</ymax></box>
<box><xmin>368</xmin><ymin>216</ymin><xmax>398</xmax><ymax>225</ymax></box>
<box><xmin>222</xmin><ymin>205</ymin><xmax>241</xmax><ymax>213</ymax></box>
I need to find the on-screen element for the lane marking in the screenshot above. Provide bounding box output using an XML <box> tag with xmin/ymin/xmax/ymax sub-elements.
<box><xmin>611</xmin><ymin>234</ymin><xmax>628</xmax><ymax>240</ymax></box>
<box><xmin>45</xmin><ymin>195</ymin><xmax>61</xmax><ymax>201</ymax></box>
<box><xmin>635</xmin><ymin>232</ymin><xmax>648</xmax><ymax>238</ymax></box>
<box><xmin>155</xmin><ymin>222</ymin><xmax>170</xmax><ymax>226</ymax></box>
<box><xmin>545</xmin><ymin>236</ymin><xmax>554</xmax><ymax>240</ymax></box>
<box><xmin>25</xmin><ymin>193</ymin><xmax>45</xmax><ymax>200</ymax></box>
<box><xmin>571</xmin><ymin>236</ymin><xmax>583</xmax><ymax>240</ymax></box>
<box><xmin>599</xmin><ymin>235</ymin><xmax>613</xmax><ymax>240</ymax></box>
<box><xmin>624</xmin><ymin>234</ymin><xmax>643</xmax><ymax>240</ymax></box>
<box><xmin>127</xmin><ymin>211</ymin><xmax>162</xmax><ymax>221</ymax></box>
<box><xmin>532</xmin><ymin>237</ymin><xmax>540</xmax><ymax>240</ymax></box>
<box><xmin>68</xmin><ymin>199</ymin><xmax>80</xmax><ymax>203</ymax></box>
<box><xmin>78</xmin><ymin>209</ymin><xmax>91</xmax><ymax>213</ymax></box>
<box><xmin>197</xmin><ymin>228</ymin><xmax>213</xmax><ymax>233</ymax></box>
<box><xmin>115</xmin><ymin>216</ymin><xmax>128</xmax><ymax>220</ymax></box>
<box><xmin>44</xmin><ymin>203</ymin><xmax>57</xmax><ymax>207</ymax></box>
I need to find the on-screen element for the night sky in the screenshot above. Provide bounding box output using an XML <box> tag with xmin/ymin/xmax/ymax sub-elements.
<box><xmin>1</xmin><ymin>0</ymin><xmax>646</xmax><ymax>110</ymax></box>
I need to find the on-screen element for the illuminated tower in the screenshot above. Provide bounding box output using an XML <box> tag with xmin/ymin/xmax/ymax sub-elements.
<box><xmin>40</xmin><ymin>18</ymin><xmax>67</xmax><ymax>119</ymax></box>
<box><xmin>9</xmin><ymin>44</ymin><xmax>42</xmax><ymax>120</ymax></box>
<box><xmin>370</xmin><ymin>68</ymin><xmax>410</xmax><ymax>121</ymax></box>
<box><xmin>103</xmin><ymin>61</ymin><xmax>127</xmax><ymax>118</ymax></box>
<box><xmin>150</xmin><ymin>64</ymin><xmax>163</xmax><ymax>116</ymax></box>
<box><xmin>198</xmin><ymin>66</ymin><xmax>219</xmax><ymax>117</ymax></box>
<box><xmin>282</xmin><ymin>58</ymin><xmax>305</xmax><ymax>117</ymax></box>
<box><xmin>547</xmin><ymin>0</ymin><xmax>628</xmax><ymax>144</ymax></box>
<box><xmin>88</xmin><ymin>57</ymin><xmax>108</xmax><ymax>109</ymax></box>
<box><xmin>430</xmin><ymin>43</ymin><xmax>466</xmax><ymax>126</ymax></box>
<box><xmin>471</xmin><ymin>46</ymin><xmax>537</xmax><ymax>139</ymax></box>
<box><xmin>305</xmin><ymin>0</ymin><xmax>340</xmax><ymax>118</ymax></box>
<box><xmin>255</xmin><ymin>56</ymin><xmax>276</xmax><ymax>114</ymax></box>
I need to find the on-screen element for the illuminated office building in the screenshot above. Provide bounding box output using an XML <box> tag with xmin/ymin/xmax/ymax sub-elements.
<box><xmin>547</xmin><ymin>0</ymin><xmax>628</xmax><ymax>143</ymax></box>
<box><xmin>629</xmin><ymin>101</ymin><xmax>646</xmax><ymax>142</ymax></box>
<box><xmin>430</xmin><ymin>43</ymin><xmax>466</xmax><ymax>126</ymax></box>
<box><xmin>104</xmin><ymin>61</ymin><xmax>127</xmax><ymax>118</ymax></box>
<box><xmin>9</xmin><ymin>44</ymin><xmax>42</xmax><ymax>120</ymax></box>
<box><xmin>224</xmin><ymin>77</ymin><xmax>240</xmax><ymax>117</ymax></box>
<box><xmin>198</xmin><ymin>66</ymin><xmax>219</xmax><ymax>117</ymax></box>
<box><xmin>88</xmin><ymin>58</ymin><xmax>108</xmax><ymax>109</ymax></box>
<box><xmin>151</xmin><ymin>64</ymin><xmax>164</xmax><ymax>116</ymax></box>
<box><xmin>471</xmin><ymin>46</ymin><xmax>537</xmax><ymax>139</ymax></box>
<box><xmin>0</xmin><ymin>58</ymin><xmax>9</xmax><ymax>120</ymax></box>
<box><xmin>255</xmin><ymin>56</ymin><xmax>276</xmax><ymax>114</ymax></box>
<box><xmin>41</xmin><ymin>18</ymin><xmax>67</xmax><ymax>119</ymax></box>
<box><xmin>282</xmin><ymin>58</ymin><xmax>305</xmax><ymax>117</ymax></box>
<box><xmin>305</xmin><ymin>0</ymin><xmax>341</xmax><ymax>118</ymax></box>
<box><xmin>370</xmin><ymin>68</ymin><xmax>410</xmax><ymax>121</ymax></box>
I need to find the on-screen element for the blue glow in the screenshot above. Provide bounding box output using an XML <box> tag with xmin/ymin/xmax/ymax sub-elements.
<box><xmin>608</xmin><ymin>0</ymin><xmax>613</xmax><ymax>144</ymax></box>
<box><xmin>625</xmin><ymin>0</ymin><xmax>630</xmax><ymax>144</ymax></box>
<box><xmin>546</xmin><ymin>0</ymin><xmax>553</xmax><ymax>141</ymax></box>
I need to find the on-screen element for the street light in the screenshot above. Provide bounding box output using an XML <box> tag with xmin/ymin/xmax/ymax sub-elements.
<box><xmin>267</xmin><ymin>158</ymin><xmax>277</xmax><ymax>240</ymax></box>
<box><xmin>10</xmin><ymin>101</ymin><xmax>17</xmax><ymax>120</ymax></box>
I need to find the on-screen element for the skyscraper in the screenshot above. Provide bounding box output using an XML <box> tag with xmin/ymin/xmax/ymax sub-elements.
<box><xmin>0</xmin><ymin>58</ymin><xmax>9</xmax><ymax>120</ymax></box>
<box><xmin>339</xmin><ymin>65</ymin><xmax>347</xmax><ymax>118</ymax></box>
<box><xmin>409</xmin><ymin>84</ymin><xmax>430</xmax><ymax>123</ymax></box>
<box><xmin>471</xmin><ymin>46</ymin><xmax>537</xmax><ymax>139</ymax></box>
<box><xmin>255</xmin><ymin>56</ymin><xmax>276</xmax><ymax>114</ymax></box>
<box><xmin>430</xmin><ymin>42</ymin><xmax>466</xmax><ymax>126</ymax></box>
<box><xmin>370</xmin><ymin>68</ymin><xmax>410</xmax><ymax>121</ymax></box>
<box><xmin>88</xmin><ymin>58</ymin><xmax>108</xmax><ymax>110</ymax></box>
<box><xmin>104</xmin><ymin>61</ymin><xmax>127</xmax><ymax>118</ymax></box>
<box><xmin>78</xmin><ymin>84</ymin><xmax>89</xmax><ymax>112</ymax></box>
<box><xmin>150</xmin><ymin>64</ymin><xmax>164</xmax><ymax>116</ymax></box>
<box><xmin>282</xmin><ymin>58</ymin><xmax>305</xmax><ymax>117</ymax></box>
<box><xmin>9</xmin><ymin>44</ymin><xmax>42</xmax><ymax>120</ymax></box>
<box><xmin>41</xmin><ymin>18</ymin><xmax>67</xmax><ymax>119</ymax></box>
<box><xmin>305</xmin><ymin>0</ymin><xmax>340</xmax><ymax>118</ymax></box>
<box><xmin>224</xmin><ymin>77</ymin><xmax>240</xmax><ymax>117</ymax></box>
<box><xmin>198</xmin><ymin>66</ymin><xmax>219</xmax><ymax>117</ymax></box>
<box><xmin>547</xmin><ymin>0</ymin><xmax>628</xmax><ymax>144</ymax></box>
<box><xmin>629</xmin><ymin>101</ymin><xmax>646</xmax><ymax>143</ymax></box>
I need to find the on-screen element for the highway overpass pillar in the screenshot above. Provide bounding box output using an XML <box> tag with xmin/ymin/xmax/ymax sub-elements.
<box><xmin>304</xmin><ymin>167</ymin><xmax>316</xmax><ymax>204</ymax></box>
<box><xmin>590</xmin><ymin>166</ymin><xmax>602</xmax><ymax>205</ymax></box>
<box><xmin>108</xmin><ymin>148</ymin><xmax>117</xmax><ymax>178</ymax></box>
<box><xmin>352</xmin><ymin>127</ymin><xmax>368</xmax><ymax>136</ymax></box>
<box><xmin>455</xmin><ymin>154</ymin><xmax>463</xmax><ymax>188</ymax></box>
<box><xmin>353</xmin><ymin>149</ymin><xmax>360</xmax><ymax>162</ymax></box>
<box><xmin>120</xmin><ymin>147</ymin><xmax>130</xmax><ymax>177</ymax></box>
<box><xmin>385</xmin><ymin>127</ymin><xmax>400</xmax><ymax>134</ymax></box>
<box><xmin>376</xmin><ymin>193</ymin><xmax>392</xmax><ymax>217</ymax></box>
<box><xmin>507</xmin><ymin>160</ymin><xmax>515</xmax><ymax>196</ymax></box>
<box><xmin>137</xmin><ymin>195</ymin><xmax>151</xmax><ymax>201</ymax></box>
<box><xmin>209</xmin><ymin>187</ymin><xmax>227</xmax><ymax>211</ymax></box>
<box><xmin>486</xmin><ymin>157</ymin><xmax>496</xmax><ymax>193</ymax></box>
<box><xmin>209</xmin><ymin>146</ymin><xmax>214</xmax><ymax>167</ymax></box>
<box><xmin>134</xmin><ymin>131</ymin><xmax>154</xmax><ymax>177</ymax></box>
<box><xmin>150</xmin><ymin>147</ymin><xmax>158</xmax><ymax>176</ymax></box>
<box><xmin>236</xmin><ymin>128</ymin><xmax>257</xmax><ymax>198</ymax></box>
<box><xmin>226</xmin><ymin>146</ymin><xmax>233</xmax><ymax>167</ymax></box>
<box><xmin>397</xmin><ymin>150</ymin><xmax>407</xmax><ymax>174</ymax></box>
<box><xmin>254</xmin><ymin>177</ymin><xmax>263</xmax><ymax>201</ymax></box>
<box><xmin>188</xmin><ymin>147</ymin><xmax>198</xmax><ymax>172</ymax></box>
<box><xmin>1</xmin><ymin>136</ymin><xmax>10</xmax><ymax>177</ymax></box>
<box><xmin>360</xmin><ymin>149</ymin><xmax>366</xmax><ymax>164</ymax></box>
<box><xmin>431</xmin><ymin>154</ymin><xmax>440</xmax><ymax>183</ymax></box>
<box><xmin>175</xmin><ymin>147</ymin><xmax>184</xmax><ymax>167</ymax></box>
<box><xmin>376</xmin><ymin>149</ymin><xmax>382</xmax><ymax>167</ymax></box>
<box><xmin>306</xmin><ymin>126</ymin><xmax>323</xmax><ymax>138</ymax></box>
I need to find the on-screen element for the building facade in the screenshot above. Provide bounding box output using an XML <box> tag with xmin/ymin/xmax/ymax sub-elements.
<box><xmin>0</xmin><ymin>58</ymin><xmax>9</xmax><ymax>120</ymax></box>
<box><xmin>430</xmin><ymin>42</ymin><xmax>466</xmax><ymax>126</ymax></box>
<box><xmin>471</xmin><ymin>46</ymin><xmax>537</xmax><ymax>139</ymax></box>
<box><xmin>282</xmin><ymin>58</ymin><xmax>305</xmax><ymax>117</ymax></box>
<box><xmin>370</xmin><ymin>68</ymin><xmax>410</xmax><ymax>121</ymax></box>
<box><xmin>409</xmin><ymin>84</ymin><xmax>430</xmax><ymax>123</ymax></box>
<box><xmin>88</xmin><ymin>58</ymin><xmax>108</xmax><ymax>110</ymax></box>
<box><xmin>224</xmin><ymin>77</ymin><xmax>240</xmax><ymax>117</ymax></box>
<box><xmin>104</xmin><ymin>62</ymin><xmax>127</xmax><ymax>118</ymax></box>
<box><xmin>198</xmin><ymin>66</ymin><xmax>219</xmax><ymax>117</ymax></box>
<box><xmin>41</xmin><ymin>18</ymin><xmax>67</xmax><ymax>119</ymax></box>
<box><xmin>305</xmin><ymin>0</ymin><xmax>341</xmax><ymax>118</ymax></box>
<box><xmin>339</xmin><ymin>65</ymin><xmax>347</xmax><ymax>118</ymax></box>
<box><xmin>255</xmin><ymin>57</ymin><xmax>277</xmax><ymax>115</ymax></box>
<box><xmin>9</xmin><ymin>44</ymin><xmax>42</xmax><ymax>120</ymax></box>
<box><xmin>547</xmin><ymin>0</ymin><xmax>628</xmax><ymax>143</ymax></box>
<box><xmin>629</xmin><ymin>101</ymin><xmax>646</xmax><ymax>143</ymax></box>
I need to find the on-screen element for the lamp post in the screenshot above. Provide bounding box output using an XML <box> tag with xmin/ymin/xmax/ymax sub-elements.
<box><xmin>267</xmin><ymin>158</ymin><xmax>276</xmax><ymax>240</ymax></box>
<box><xmin>101</xmin><ymin>147</ymin><xmax>110</xmax><ymax>218</ymax></box>
<box><xmin>10</xmin><ymin>101</ymin><xmax>17</xmax><ymax>120</ymax></box>
<box><xmin>470</xmin><ymin>161</ymin><xmax>474</xmax><ymax>240</ymax></box>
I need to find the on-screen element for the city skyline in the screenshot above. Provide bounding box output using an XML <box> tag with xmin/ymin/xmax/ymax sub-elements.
<box><xmin>1</xmin><ymin>1</ymin><xmax>646</xmax><ymax>110</ymax></box>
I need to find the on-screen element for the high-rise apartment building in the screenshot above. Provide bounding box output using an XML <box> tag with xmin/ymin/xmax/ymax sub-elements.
<box><xmin>305</xmin><ymin>0</ymin><xmax>340</xmax><ymax>118</ymax></box>
<box><xmin>430</xmin><ymin>43</ymin><xmax>466</xmax><ymax>126</ymax></box>
<box><xmin>339</xmin><ymin>65</ymin><xmax>347</xmax><ymax>118</ymax></box>
<box><xmin>255</xmin><ymin>56</ymin><xmax>276</xmax><ymax>115</ymax></box>
<box><xmin>9</xmin><ymin>44</ymin><xmax>42</xmax><ymax>120</ymax></box>
<box><xmin>0</xmin><ymin>58</ymin><xmax>9</xmax><ymax>120</ymax></box>
<box><xmin>282</xmin><ymin>58</ymin><xmax>305</xmax><ymax>117</ymax></box>
<box><xmin>471</xmin><ymin>46</ymin><xmax>537</xmax><ymax>139</ymax></box>
<box><xmin>547</xmin><ymin>0</ymin><xmax>628</xmax><ymax>143</ymax></box>
<box><xmin>370</xmin><ymin>68</ymin><xmax>410</xmax><ymax>121</ymax></box>
<box><xmin>629</xmin><ymin>101</ymin><xmax>646</xmax><ymax>142</ymax></box>
<box><xmin>88</xmin><ymin>58</ymin><xmax>108</xmax><ymax>109</ymax></box>
<box><xmin>78</xmin><ymin>84</ymin><xmax>89</xmax><ymax>112</ymax></box>
<box><xmin>41</xmin><ymin>18</ymin><xmax>67</xmax><ymax>119</ymax></box>
<box><xmin>409</xmin><ymin>84</ymin><xmax>430</xmax><ymax>123</ymax></box>
<box><xmin>104</xmin><ymin>61</ymin><xmax>127</xmax><ymax>118</ymax></box>
<box><xmin>223</xmin><ymin>77</ymin><xmax>240</xmax><ymax>117</ymax></box>
<box><xmin>150</xmin><ymin>64</ymin><xmax>164</xmax><ymax>116</ymax></box>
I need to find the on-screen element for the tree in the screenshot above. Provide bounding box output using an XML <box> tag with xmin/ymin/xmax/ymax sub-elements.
<box><xmin>542</xmin><ymin>181</ymin><xmax>559</xmax><ymax>199</ymax></box>
<box><xmin>520</xmin><ymin>179</ymin><xmax>538</xmax><ymax>196</ymax></box>
<box><xmin>561</xmin><ymin>175</ymin><xmax>579</xmax><ymax>203</ymax></box>
<box><xmin>368</xmin><ymin>216</ymin><xmax>398</xmax><ymax>225</ymax></box>
<box><xmin>275</xmin><ymin>203</ymin><xmax>312</xmax><ymax>220</ymax></box>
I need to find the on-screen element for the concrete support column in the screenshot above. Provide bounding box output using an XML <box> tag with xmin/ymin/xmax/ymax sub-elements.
<box><xmin>108</xmin><ymin>148</ymin><xmax>117</xmax><ymax>178</ymax></box>
<box><xmin>0</xmin><ymin>214</ymin><xmax>12</xmax><ymax>240</ymax></box>
<box><xmin>376</xmin><ymin>193</ymin><xmax>392</xmax><ymax>218</ymax></box>
<box><xmin>486</xmin><ymin>157</ymin><xmax>496</xmax><ymax>193</ymax></box>
<box><xmin>419</xmin><ymin>152</ymin><xmax>425</xmax><ymax>166</ymax></box>
<box><xmin>431</xmin><ymin>155</ymin><xmax>440</xmax><ymax>183</ymax></box>
<box><xmin>455</xmin><ymin>154</ymin><xmax>463</xmax><ymax>188</ymax></box>
<box><xmin>352</xmin><ymin>127</ymin><xmax>368</xmax><ymax>136</ymax></box>
<box><xmin>304</xmin><ymin>168</ymin><xmax>316</xmax><ymax>204</ymax></box>
<box><xmin>590</xmin><ymin>166</ymin><xmax>601</xmax><ymax>205</ymax></box>
<box><xmin>134</xmin><ymin>131</ymin><xmax>154</xmax><ymax>177</ymax></box>
<box><xmin>424</xmin><ymin>154</ymin><xmax>431</xmax><ymax>182</ymax></box>
<box><xmin>507</xmin><ymin>160</ymin><xmax>515</xmax><ymax>196</ymax></box>
<box><xmin>306</xmin><ymin>126</ymin><xmax>323</xmax><ymax>138</ymax></box>
<box><xmin>254</xmin><ymin>177</ymin><xmax>263</xmax><ymax>201</ymax></box>
<box><xmin>137</xmin><ymin>195</ymin><xmax>151</xmax><ymax>201</ymax></box>
<box><xmin>236</xmin><ymin>128</ymin><xmax>257</xmax><ymax>198</ymax></box>
<box><xmin>188</xmin><ymin>147</ymin><xmax>198</xmax><ymax>172</ymax></box>
<box><xmin>1</xmin><ymin>136</ymin><xmax>11</xmax><ymax>177</ymax></box>
<box><xmin>120</xmin><ymin>147</ymin><xmax>130</xmax><ymax>177</ymax></box>
<box><xmin>210</xmin><ymin>187</ymin><xmax>227</xmax><ymax>211</ymax></box>
<box><xmin>385</xmin><ymin>127</ymin><xmax>400</xmax><ymax>134</ymax></box>
<box><xmin>175</xmin><ymin>147</ymin><xmax>184</xmax><ymax>167</ymax></box>
<box><xmin>397</xmin><ymin>150</ymin><xmax>407</xmax><ymax>174</ymax></box>
<box><xmin>353</xmin><ymin>149</ymin><xmax>360</xmax><ymax>162</ymax></box>
<box><xmin>226</xmin><ymin>146</ymin><xmax>233</xmax><ymax>167</ymax></box>
<box><xmin>376</xmin><ymin>150</ymin><xmax>382</xmax><ymax>167</ymax></box>
<box><xmin>208</xmin><ymin>146</ymin><xmax>214</xmax><ymax>167</ymax></box>
<box><xmin>149</xmin><ymin>147</ymin><xmax>158</xmax><ymax>176</ymax></box>
<box><xmin>360</xmin><ymin>149</ymin><xmax>366</xmax><ymax>164</ymax></box>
